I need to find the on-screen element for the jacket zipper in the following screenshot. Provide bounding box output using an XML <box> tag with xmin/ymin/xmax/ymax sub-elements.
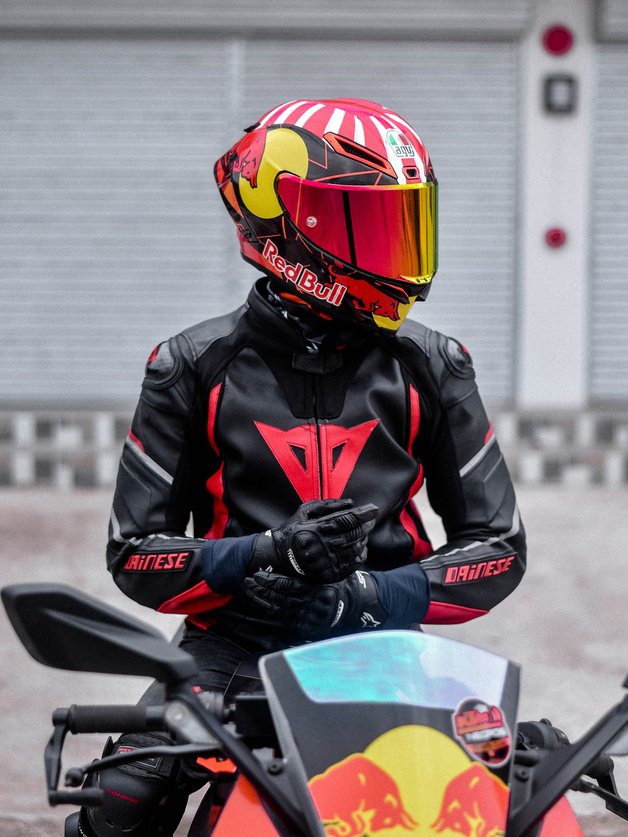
<box><xmin>311</xmin><ymin>374</ymin><xmax>324</xmax><ymax>499</ymax></box>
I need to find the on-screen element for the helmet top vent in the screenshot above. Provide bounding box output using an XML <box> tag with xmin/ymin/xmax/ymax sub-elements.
<box><xmin>324</xmin><ymin>132</ymin><xmax>397</xmax><ymax>179</ymax></box>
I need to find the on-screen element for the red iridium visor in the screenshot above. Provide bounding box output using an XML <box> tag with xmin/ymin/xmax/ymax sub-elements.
<box><xmin>276</xmin><ymin>174</ymin><xmax>438</xmax><ymax>284</ymax></box>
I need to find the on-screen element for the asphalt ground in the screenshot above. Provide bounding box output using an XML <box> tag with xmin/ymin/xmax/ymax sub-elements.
<box><xmin>1</xmin><ymin>486</ymin><xmax>627</xmax><ymax>836</ymax></box>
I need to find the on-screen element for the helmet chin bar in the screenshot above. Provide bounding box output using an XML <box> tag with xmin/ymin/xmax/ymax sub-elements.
<box><xmin>261</xmin><ymin>248</ymin><xmax>430</xmax><ymax>336</ymax></box>
<box><xmin>269</xmin><ymin>232</ymin><xmax>434</xmax><ymax>332</ymax></box>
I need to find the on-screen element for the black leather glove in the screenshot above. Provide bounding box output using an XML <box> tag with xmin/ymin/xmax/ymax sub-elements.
<box><xmin>249</xmin><ymin>499</ymin><xmax>378</xmax><ymax>584</ymax></box>
<box><xmin>244</xmin><ymin>569</ymin><xmax>388</xmax><ymax>639</ymax></box>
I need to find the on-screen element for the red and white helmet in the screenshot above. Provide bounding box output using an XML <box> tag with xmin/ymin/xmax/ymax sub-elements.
<box><xmin>215</xmin><ymin>98</ymin><xmax>438</xmax><ymax>332</ymax></box>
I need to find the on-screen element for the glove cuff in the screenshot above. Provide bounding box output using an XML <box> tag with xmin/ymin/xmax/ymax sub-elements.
<box><xmin>344</xmin><ymin>571</ymin><xmax>388</xmax><ymax>631</ymax></box>
<box><xmin>369</xmin><ymin>564</ymin><xmax>430</xmax><ymax>628</ymax></box>
<box><xmin>248</xmin><ymin>531</ymin><xmax>279</xmax><ymax>576</ymax></box>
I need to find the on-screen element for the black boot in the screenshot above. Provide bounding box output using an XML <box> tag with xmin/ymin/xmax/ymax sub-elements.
<box><xmin>64</xmin><ymin>809</ymin><xmax>94</xmax><ymax>837</ymax></box>
<box><xmin>64</xmin><ymin>811</ymin><xmax>80</xmax><ymax>836</ymax></box>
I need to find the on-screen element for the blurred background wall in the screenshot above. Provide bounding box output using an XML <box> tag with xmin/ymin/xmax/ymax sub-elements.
<box><xmin>2</xmin><ymin>0</ymin><xmax>628</xmax><ymax>487</ymax></box>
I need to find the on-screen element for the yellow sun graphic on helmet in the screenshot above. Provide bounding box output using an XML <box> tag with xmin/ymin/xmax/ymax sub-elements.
<box><xmin>238</xmin><ymin>127</ymin><xmax>309</xmax><ymax>220</ymax></box>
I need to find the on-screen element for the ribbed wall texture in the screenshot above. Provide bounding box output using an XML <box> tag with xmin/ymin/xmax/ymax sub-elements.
<box><xmin>590</xmin><ymin>46</ymin><xmax>628</xmax><ymax>401</ymax></box>
<box><xmin>0</xmin><ymin>36</ymin><xmax>519</xmax><ymax>405</ymax></box>
<box><xmin>596</xmin><ymin>0</ymin><xmax>628</xmax><ymax>41</ymax></box>
<box><xmin>0</xmin><ymin>0</ymin><xmax>532</xmax><ymax>36</ymax></box>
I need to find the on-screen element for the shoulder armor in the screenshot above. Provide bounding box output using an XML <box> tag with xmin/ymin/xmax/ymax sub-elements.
<box><xmin>437</xmin><ymin>333</ymin><xmax>474</xmax><ymax>378</ymax></box>
<box><xmin>396</xmin><ymin>321</ymin><xmax>476</xmax><ymax>403</ymax></box>
<box><xmin>397</xmin><ymin>321</ymin><xmax>473</xmax><ymax>376</ymax></box>
<box><xmin>143</xmin><ymin>339</ymin><xmax>182</xmax><ymax>390</ymax></box>
<box><xmin>142</xmin><ymin>306</ymin><xmax>245</xmax><ymax>391</ymax></box>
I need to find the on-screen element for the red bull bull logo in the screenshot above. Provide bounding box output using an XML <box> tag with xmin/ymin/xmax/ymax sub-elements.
<box><xmin>307</xmin><ymin>724</ymin><xmax>509</xmax><ymax>837</ymax></box>
<box><xmin>309</xmin><ymin>754</ymin><xmax>417</xmax><ymax>837</ymax></box>
<box><xmin>232</xmin><ymin>129</ymin><xmax>267</xmax><ymax>189</ymax></box>
<box><xmin>431</xmin><ymin>763</ymin><xmax>508</xmax><ymax>837</ymax></box>
<box><xmin>345</xmin><ymin>277</ymin><xmax>405</xmax><ymax>321</ymax></box>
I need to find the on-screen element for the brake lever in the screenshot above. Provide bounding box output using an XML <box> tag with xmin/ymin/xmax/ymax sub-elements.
<box><xmin>47</xmin><ymin>716</ymin><xmax>223</xmax><ymax>807</ymax></box>
<box><xmin>45</xmin><ymin>703</ymin><xmax>190</xmax><ymax>807</ymax></box>
<box><xmin>45</xmin><ymin>709</ymin><xmax>104</xmax><ymax>807</ymax></box>
<box><xmin>44</xmin><ymin>709</ymin><xmax>68</xmax><ymax>805</ymax></box>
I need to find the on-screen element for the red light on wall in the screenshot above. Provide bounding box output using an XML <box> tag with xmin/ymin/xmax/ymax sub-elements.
<box><xmin>545</xmin><ymin>227</ymin><xmax>567</xmax><ymax>248</ymax></box>
<box><xmin>542</xmin><ymin>25</ymin><xmax>574</xmax><ymax>56</ymax></box>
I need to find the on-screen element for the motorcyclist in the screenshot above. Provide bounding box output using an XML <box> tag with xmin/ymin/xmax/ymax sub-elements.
<box><xmin>70</xmin><ymin>97</ymin><xmax>526</xmax><ymax>836</ymax></box>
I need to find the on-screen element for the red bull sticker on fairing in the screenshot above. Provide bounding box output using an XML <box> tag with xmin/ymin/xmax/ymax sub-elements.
<box><xmin>307</xmin><ymin>725</ymin><xmax>508</xmax><ymax>837</ymax></box>
<box><xmin>452</xmin><ymin>698</ymin><xmax>512</xmax><ymax>769</ymax></box>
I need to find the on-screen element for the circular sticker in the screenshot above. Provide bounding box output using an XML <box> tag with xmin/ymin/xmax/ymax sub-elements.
<box><xmin>452</xmin><ymin>698</ymin><xmax>512</xmax><ymax>768</ymax></box>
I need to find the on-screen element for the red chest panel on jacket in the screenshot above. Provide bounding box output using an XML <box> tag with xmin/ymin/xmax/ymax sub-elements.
<box><xmin>205</xmin><ymin>345</ymin><xmax>424</xmax><ymax>568</ymax></box>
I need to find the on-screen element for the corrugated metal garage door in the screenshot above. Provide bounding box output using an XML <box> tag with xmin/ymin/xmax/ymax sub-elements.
<box><xmin>590</xmin><ymin>46</ymin><xmax>628</xmax><ymax>402</ymax></box>
<box><xmin>0</xmin><ymin>37</ymin><xmax>518</xmax><ymax>405</ymax></box>
<box><xmin>0</xmin><ymin>40</ymin><xmax>238</xmax><ymax>406</ymax></box>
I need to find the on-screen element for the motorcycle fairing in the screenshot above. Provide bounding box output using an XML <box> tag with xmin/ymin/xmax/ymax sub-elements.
<box><xmin>537</xmin><ymin>797</ymin><xmax>585</xmax><ymax>836</ymax></box>
<box><xmin>259</xmin><ymin>631</ymin><xmax>520</xmax><ymax>836</ymax></box>
<box><xmin>211</xmin><ymin>775</ymin><xmax>282</xmax><ymax>837</ymax></box>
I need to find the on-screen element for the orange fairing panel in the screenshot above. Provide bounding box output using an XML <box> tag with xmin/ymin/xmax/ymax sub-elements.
<box><xmin>538</xmin><ymin>795</ymin><xmax>585</xmax><ymax>836</ymax></box>
<box><xmin>212</xmin><ymin>775</ymin><xmax>280</xmax><ymax>836</ymax></box>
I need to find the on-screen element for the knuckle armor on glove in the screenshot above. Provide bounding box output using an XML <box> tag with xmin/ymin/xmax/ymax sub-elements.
<box><xmin>249</xmin><ymin>499</ymin><xmax>378</xmax><ymax>583</ymax></box>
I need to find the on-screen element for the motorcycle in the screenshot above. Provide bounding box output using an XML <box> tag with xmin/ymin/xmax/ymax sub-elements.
<box><xmin>2</xmin><ymin>581</ymin><xmax>628</xmax><ymax>836</ymax></box>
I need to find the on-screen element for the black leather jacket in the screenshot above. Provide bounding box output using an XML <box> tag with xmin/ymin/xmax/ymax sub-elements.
<box><xmin>107</xmin><ymin>279</ymin><xmax>525</xmax><ymax>648</ymax></box>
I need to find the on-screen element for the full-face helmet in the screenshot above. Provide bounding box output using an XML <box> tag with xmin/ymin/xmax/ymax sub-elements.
<box><xmin>215</xmin><ymin>98</ymin><xmax>437</xmax><ymax>332</ymax></box>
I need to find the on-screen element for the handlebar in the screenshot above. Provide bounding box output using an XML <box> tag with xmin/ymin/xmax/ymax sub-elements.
<box><xmin>516</xmin><ymin>718</ymin><xmax>616</xmax><ymax>784</ymax></box>
<box><xmin>47</xmin><ymin>696</ymin><xmax>310</xmax><ymax>835</ymax></box>
<box><xmin>57</xmin><ymin>704</ymin><xmax>166</xmax><ymax>734</ymax></box>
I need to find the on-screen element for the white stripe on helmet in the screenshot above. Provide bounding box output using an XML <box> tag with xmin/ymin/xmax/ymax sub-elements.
<box><xmin>295</xmin><ymin>102</ymin><xmax>325</xmax><ymax>127</ymax></box>
<box><xmin>324</xmin><ymin>107</ymin><xmax>347</xmax><ymax>135</ymax></box>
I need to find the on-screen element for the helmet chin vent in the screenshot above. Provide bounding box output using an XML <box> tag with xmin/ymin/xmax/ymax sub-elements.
<box><xmin>324</xmin><ymin>133</ymin><xmax>397</xmax><ymax>179</ymax></box>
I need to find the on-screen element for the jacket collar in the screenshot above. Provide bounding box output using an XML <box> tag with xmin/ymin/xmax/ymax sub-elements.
<box><xmin>245</xmin><ymin>277</ymin><xmax>377</xmax><ymax>372</ymax></box>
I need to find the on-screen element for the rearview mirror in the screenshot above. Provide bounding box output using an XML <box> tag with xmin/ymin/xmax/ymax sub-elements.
<box><xmin>1</xmin><ymin>583</ymin><xmax>197</xmax><ymax>684</ymax></box>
